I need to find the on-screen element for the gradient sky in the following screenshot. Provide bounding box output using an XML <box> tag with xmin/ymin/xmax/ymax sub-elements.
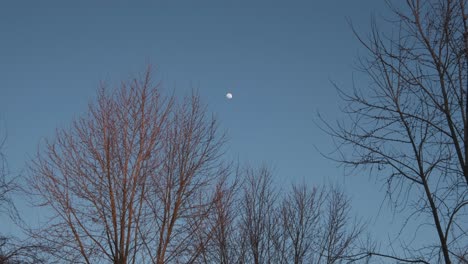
<box><xmin>0</xmin><ymin>0</ymin><xmax>429</xmax><ymax>251</ymax></box>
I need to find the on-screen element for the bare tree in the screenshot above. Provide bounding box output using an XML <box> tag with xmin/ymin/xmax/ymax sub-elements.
<box><xmin>317</xmin><ymin>187</ymin><xmax>362</xmax><ymax>264</ymax></box>
<box><xmin>0</xmin><ymin>236</ymin><xmax>45</xmax><ymax>264</ymax></box>
<box><xmin>29</xmin><ymin>70</ymin><xmax>172</xmax><ymax>263</ymax></box>
<box><xmin>28</xmin><ymin>69</ymin><xmax>226</xmax><ymax>263</ymax></box>
<box><xmin>0</xmin><ymin>126</ymin><xmax>18</xmax><ymax>264</ymax></box>
<box><xmin>239</xmin><ymin>165</ymin><xmax>279</xmax><ymax>264</ymax></box>
<box><xmin>198</xmin><ymin>168</ymin><xmax>242</xmax><ymax>264</ymax></box>
<box><xmin>278</xmin><ymin>184</ymin><xmax>363</xmax><ymax>264</ymax></box>
<box><xmin>199</xmin><ymin>165</ymin><xmax>363</xmax><ymax>264</ymax></box>
<box><xmin>0</xmin><ymin>125</ymin><xmax>16</xmax><ymax>222</ymax></box>
<box><xmin>142</xmin><ymin>93</ymin><xmax>227</xmax><ymax>264</ymax></box>
<box><xmin>323</xmin><ymin>0</ymin><xmax>468</xmax><ymax>263</ymax></box>
<box><xmin>279</xmin><ymin>184</ymin><xmax>323</xmax><ymax>264</ymax></box>
<box><xmin>0</xmin><ymin>125</ymin><xmax>45</xmax><ymax>264</ymax></box>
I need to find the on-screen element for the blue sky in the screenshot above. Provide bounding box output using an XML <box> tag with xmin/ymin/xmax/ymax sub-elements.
<box><xmin>0</xmin><ymin>0</ymin><xmax>429</xmax><ymax>250</ymax></box>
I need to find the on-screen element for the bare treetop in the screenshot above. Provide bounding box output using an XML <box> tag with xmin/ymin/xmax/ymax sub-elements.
<box><xmin>324</xmin><ymin>0</ymin><xmax>468</xmax><ymax>263</ymax></box>
<box><xmin>28</xmin><ymin>68</ymin><xmax>227</xmax><ymax>264</ymax></box>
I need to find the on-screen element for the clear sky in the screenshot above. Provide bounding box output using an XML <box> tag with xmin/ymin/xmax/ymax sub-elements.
<box><xmin>0</xmin><ymin>0</ymin><xmax>427</xmax><ymax>250</ymax></box>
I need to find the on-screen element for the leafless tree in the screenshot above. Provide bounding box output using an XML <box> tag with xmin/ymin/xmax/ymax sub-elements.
<box><xmin>0</xmin><ymin>236</ymin><xmax>45</xmax><ymax>264</ymax></box>
<box><xmin>279</xmin><ymin>184</ymin><xmax>323</xmax><ymax>264</ymax></box>
<box><xmin>198</xmin><ymin>165</ymin><xmax>363</xmax><ymax>264</ymax></box>
<box><xmin>317</xmin><ymin>187</ymin><xmax>363</xmax><ymax>264</ymax></box>
<box><xmin>323</xmin><ymin>0</ymin><xmax>468</xmax><ymax>263</ymax></box>
<box><xmin>0</xmin><ymin>125</ymin><xmax>16</xmax><ymax>222</ymax></box>
<box><xmin>194</xmin><ymin>165</ymin><xmax>280</xmax><ymax>264</ymax></box>
<box><xmin>29</xmin><ymin>70</ymin><xmax>171</xmax><ymax>263</ymax></box>
<box><xmin>0</xmin><ymin>126</ymin><xmax>17</xmax><ymax>264</ymax></box>
<box><xmin>28</xmin><ymin>69</ymin><xmax>227</xmax><ymax>264</ymax></box>
<box><xmin>197</xmin><ymin>168</ymin><xmax>242</xmax><ymax>264</ymax></box>
<box><xmin>278</xmin><ymin>184</ymin><xmax>363</xmax><ymax>264</ymax></box>
<box><xmin>141</xmin><ymin>93</ymin><xmax>227</xmax><ymax>264</ymax></box>
<box><xmin>239</xmin><ymin>165</ymin><xmax>279</xmax><ymax>264</ymax></box>
<box><xmin>0</xmin><ymin>125</ymin><xmax>44</xmax><ymax>264</ymax></box>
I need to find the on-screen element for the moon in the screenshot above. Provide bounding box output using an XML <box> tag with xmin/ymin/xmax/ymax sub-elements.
<box><xmin>226</xmin><ymin>92</ymin><xmax>233</xmax><ymax>99</ymax></box>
